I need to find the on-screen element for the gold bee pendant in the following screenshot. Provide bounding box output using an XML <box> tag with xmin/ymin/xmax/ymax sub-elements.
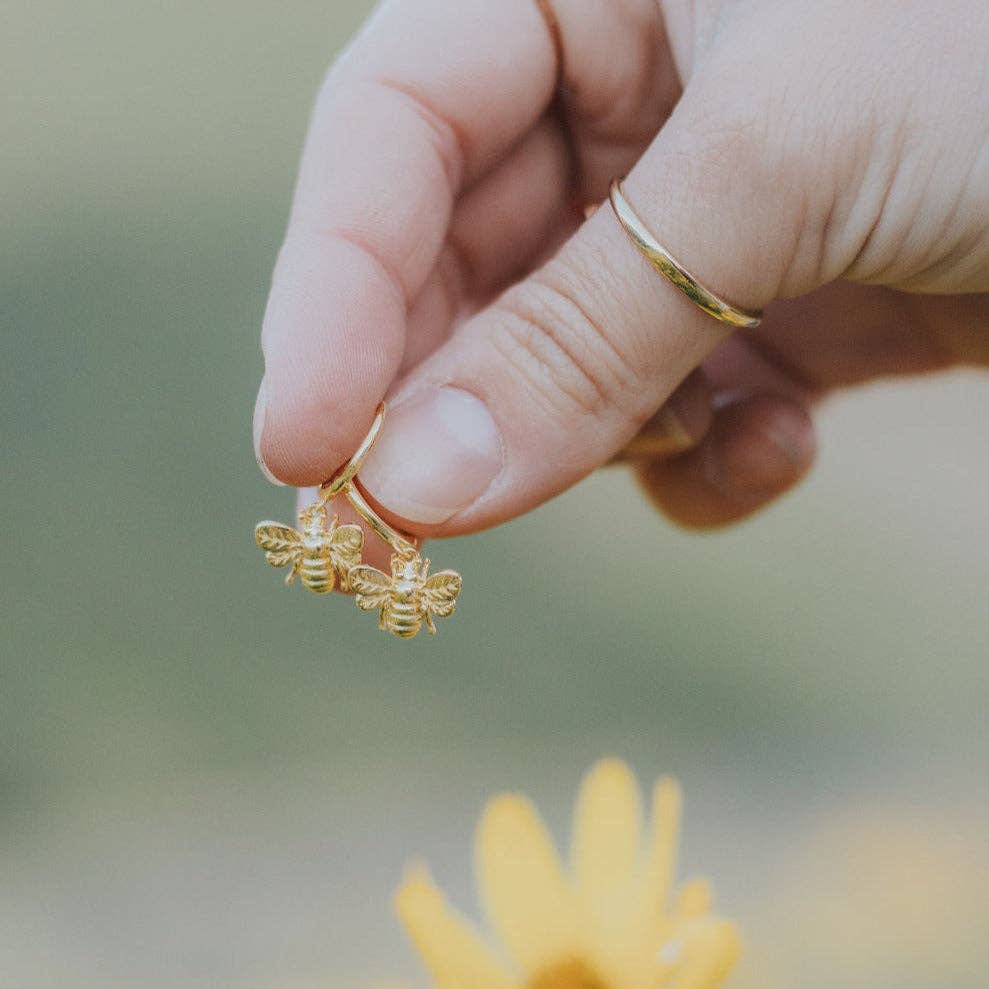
<box><xmin>255</xmin><ymin>504</ymin><xmax>364</xmax><ymax>593</ymax></box>
<box><xmin>254</xmin><ymin>403</ymin><xmax>463</xmax><ymax>639</ymax></box>
<box><xmin>350</xmin><ymin>553</ymin><xmax>463</xmax><ymax>639</ymax></box>
<box><xmin>343</xmin><ymin>480</ymin><xmax>462</xmax><ymax>638</ymax></box>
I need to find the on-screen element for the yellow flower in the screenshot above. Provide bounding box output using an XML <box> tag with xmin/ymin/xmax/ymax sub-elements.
<box><xmin>395</xmin><ymin>759</ymin><xmax>741</xmax><ymax>989</ymax></box>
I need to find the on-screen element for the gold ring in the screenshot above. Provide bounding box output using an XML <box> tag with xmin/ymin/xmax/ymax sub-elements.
<box><xmin>316</xmin><ymin>402</ymin><xmax>386</xmax><ymax>506</ymax></box>
<box><xmin>608</xmin><ymin>180</ymin><xmax>762</xmax><ymax>329</ymax></box>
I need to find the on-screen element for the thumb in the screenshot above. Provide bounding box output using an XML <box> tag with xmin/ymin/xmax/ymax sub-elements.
<box><xmin>360</xmin><ymin>79</ymin><xmax>811</xmax><ymax>535</ymax></box>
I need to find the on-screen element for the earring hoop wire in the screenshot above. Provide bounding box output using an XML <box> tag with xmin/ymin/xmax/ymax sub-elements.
<box><xmin>314</xmin><ymin>399</ymin><xmax>419</xmax><ymax>557</ymax></box>
<box><xmin>316</xmin><ymin>403</ymin><xmax>386</xmax><ymax>507</ymax></box>
<box><xmin>344</xmin><ymin>481</ymin><xmax>419</xmax><ymax>560</ymax></box>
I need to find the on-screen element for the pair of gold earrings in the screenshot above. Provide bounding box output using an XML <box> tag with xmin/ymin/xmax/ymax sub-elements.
<box><xmin>254</xmin><ymin>404</ymin><xmax>463</xmax><ymax>639</ymax></box>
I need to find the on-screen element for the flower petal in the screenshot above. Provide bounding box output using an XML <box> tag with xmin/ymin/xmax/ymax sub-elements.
<box><xmin>572</xmin><ymin>758</ymin><xmax>643</xmax><ymax>904</ymax></box>
<box><xmin>645</xmin><ymin>777</ymin><xmax>682</xmax><ymax>923</ymax></box>
<box><xmin>675</xmin><ymin>879</ymin><xmax>712</xmax><ymax>920</ymax></box>
<box><xmin>668</xmin><ymin>919</ymin><xmax>742</xmax><ymax>989</ymax></box>
<box><xmin>476</xmin><ymin>794</ymin><xmax>580</xmax><ymax>974</ymax></box>
<box><xmin>394</xmin><ymin>864</ymin><xmax>516</xmax><ymax>989</ymax></box>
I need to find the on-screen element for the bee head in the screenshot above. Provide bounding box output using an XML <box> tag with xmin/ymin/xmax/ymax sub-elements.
<box><xmin>297</xmin><ymin>504</ymin><xmax>328</xmax><ymax>534</ymax></box>
<box><xmin>391</xmin><ymin>554</ymin><xmax>423</xmax><ymax>582</ymax></box>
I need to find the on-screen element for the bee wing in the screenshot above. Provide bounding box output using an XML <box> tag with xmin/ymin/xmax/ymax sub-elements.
<box><xmin>348</xmin><ymin>565</ymin><xmax>394</xmax><ymax>610</ymax></box>
<box><xmin>328</xmin><ymin>523</ymin><xmax>365</xmax><ymax>570</ymax></box>
<box><xmin>420</xmin><ymin>571</ymin><xmax>463</xmax><ymax>618</ymax></box>
<box><xmin>255</xmin><ymin>522</ymin><xmax>303</xmax><ymax>568</ymax></box>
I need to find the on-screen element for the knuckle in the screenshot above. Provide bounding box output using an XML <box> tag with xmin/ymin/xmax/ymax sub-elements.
<box><xmin>670</xmin><ymin>70</ymin><xmax>829</xmax><ymax>296</ymax></box>
<box><xmin>563</xmin><ymin>0</ymin><xmax>673</xmax><ymax>144</ymax></box>
<box><xmin>491</xmin><ymin>267</ymin><xmax>644</xmax><ymax>422</ymax></box>
<box><xmin>677</xmin><ymin>84</ymin><xmax>778</xmax><ymax>203</ymax></box>
<box><xmin>368</xmin><ymin>75</ymin><xmax>467</xmax><ymax>190</ymax></box>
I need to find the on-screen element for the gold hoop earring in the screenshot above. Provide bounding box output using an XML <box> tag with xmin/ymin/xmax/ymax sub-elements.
<box><xmin>344</xmin><ymin>481</ymin><xmax>462</xmax><ymax>639</ymax></box>
<box><xmin>253</xmin><ymin>404</ymin><xmax>384</xmax><ymax>594</ymax></box>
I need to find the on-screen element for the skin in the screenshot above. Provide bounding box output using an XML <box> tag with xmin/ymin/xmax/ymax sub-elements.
<box><xmin>254</xmin><ymin>0</ymin><xmax>989</xmax><ymax>535</ymax></box>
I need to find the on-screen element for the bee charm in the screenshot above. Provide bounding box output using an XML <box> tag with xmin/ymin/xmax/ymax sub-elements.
<box><xmin>349</xmin><ymin>552</ymin><xmax>463</xmax><ymax>639</ymax></box>
<box><xmin>255</xmin><ymin>504</ymin><xmax>364</xmax><ymax>594</ymax></box>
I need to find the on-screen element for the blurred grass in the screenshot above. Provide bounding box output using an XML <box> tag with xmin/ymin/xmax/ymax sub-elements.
<box><xmin>2</xmin><ymin>2</ymin><xmax>988</xmax><ymax>987</ymax></box>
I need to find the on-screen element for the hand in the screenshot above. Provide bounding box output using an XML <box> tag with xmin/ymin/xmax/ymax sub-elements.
<box><xmin>253</xmin><ymin>0</ymin><xmax>989</xmax><ymax>533</ymax></box>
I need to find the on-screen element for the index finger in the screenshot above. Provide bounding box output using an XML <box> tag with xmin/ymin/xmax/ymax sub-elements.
<box><xmin>255</xmin><ymin>0</ymin><xmax>559</xmax><ymax>486</ymax></box>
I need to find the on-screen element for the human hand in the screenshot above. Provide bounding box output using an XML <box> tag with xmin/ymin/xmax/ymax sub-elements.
<box><xmin>254</xmin><ymin>0</ymin><xmax>989</xmax><ymax>533</ymax></box>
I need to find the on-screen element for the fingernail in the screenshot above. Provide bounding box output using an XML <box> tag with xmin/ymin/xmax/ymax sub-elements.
<box><xmin>615</xmin><ymin>386</ymin><xmax>709</xmax><ymax>461</ymax></box>
<box><xmin>707</xmin><ymin>399</ymin><xmax>815</xmax><ymax>495</ymax></box>
<box><xmin>253</xmin><ymin>377</ymin><xmax>286</xmax><ymax>486</ymax></box>
<box><xmin>618</xmin><ymin>409</ymin><xmax>690</xmax><ymax>460</ymax></box>
<box><xmin>359</xmin><ymin>387</ymin><xmax>503</xmax><ymax>525</ymax></box>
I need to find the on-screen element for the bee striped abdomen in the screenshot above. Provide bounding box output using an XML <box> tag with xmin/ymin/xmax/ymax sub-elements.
<box><xmin>385</xmin><ymin>600</ymin><xmax>423</xmax><ymax>638</ymax></box>
<box><xmin>300</xmin><ymin>550</ymin><xmax>334</xmax><ymax>593</ymax></box>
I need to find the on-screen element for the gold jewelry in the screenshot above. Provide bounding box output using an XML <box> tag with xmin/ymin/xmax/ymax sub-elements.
<box><xmin>254</xmin><ymin>403</ymin><xmax>384</xmax><ymax>594</ymax></box>
<box><xmin>254</xmin><ymin>402</ymin><xmax>463</xmax><ymax>639</ymax></box>
<box><xmin>316</xmin><ymin>402</ymin><xmax>386</xmax><ymax>505</ymax></box>
<box><xmin>608</xmin><ymin>179</ymin><xmax>763</xmax><ymax>329</ymax></box>
<box><xmin>343</xmin><ymin>481</ymin><xmax>418</xmax><ymax>561</ymax></box>
<box><xmin>254</xmin><ymin>499</ymin><xmax>365</xmax><ymax>595</ymax></box>
<box><xmin>346</xmin><ymin>482</ymin><xmax>463</xmax><ymax>640</ymax></box>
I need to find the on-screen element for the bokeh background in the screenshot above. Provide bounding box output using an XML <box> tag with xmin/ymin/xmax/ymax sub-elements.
<box><xmin>3</xmin><ymin>3</ymin><xmax>988</xmax><ymax>987</ymax></box>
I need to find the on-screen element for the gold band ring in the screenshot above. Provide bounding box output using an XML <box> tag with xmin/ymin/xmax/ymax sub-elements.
<box><xmin>316</xmin><ymin>402</ymin><xmax>386</xmax><ymax>506</ymax></box>
<box><xmin>608</xmin><ymin>180</ymin><xmax>763</xmax><ymax>329</ymax></box>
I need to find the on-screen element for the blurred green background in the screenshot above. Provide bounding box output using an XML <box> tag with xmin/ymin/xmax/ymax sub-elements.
<box><xmin>3</xmin><ymin>3</ymin><xmax>988</xmax><ymax>988</ymax></box>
